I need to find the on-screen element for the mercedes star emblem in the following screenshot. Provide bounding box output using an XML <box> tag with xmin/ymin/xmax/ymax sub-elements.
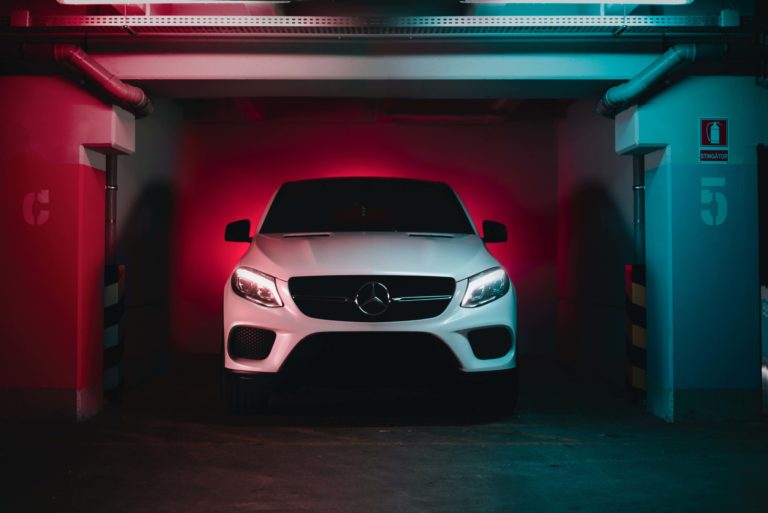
<box><xmin>354</xmin><ymin>281</ymin><xmax>391</xmax><ymax>316</ymax></box>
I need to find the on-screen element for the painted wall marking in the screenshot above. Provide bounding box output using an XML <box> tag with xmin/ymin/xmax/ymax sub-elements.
<box><xmin>700</xmin><ymin>177</ymin><xmax>727</xmax><ymax>226</ymax></box>
<box><xmin>22</xmin><ymin>189</ymin><xmax>50</xmax><ymax>226</ymax></box>
<box><xmin>699</xmin><ymin>118</ymin><xmax>729</xmax><ymax>164</ymax></box>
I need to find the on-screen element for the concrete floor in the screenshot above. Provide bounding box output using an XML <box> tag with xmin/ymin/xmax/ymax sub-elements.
<box><xmin>2</xmin><ymin>356</ymin><xmax>767</xmax><ymax>513</ymax></box>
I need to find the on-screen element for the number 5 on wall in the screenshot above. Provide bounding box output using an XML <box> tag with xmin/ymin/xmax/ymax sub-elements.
<box><xmin>700</xmin><ymin>177</ymin><xmax>727</xmax><ymax>226</ymax></box>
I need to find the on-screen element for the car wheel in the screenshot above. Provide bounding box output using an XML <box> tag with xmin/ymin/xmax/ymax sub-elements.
<box><xmin>461</xmin><ymin>367</ymin><xmax>518</xmax><ymax>415</ymax></box>
<box><xmin>225</xmin><ymin>373</ymin><xmax>272</xmax><ymax>414</ymax></box>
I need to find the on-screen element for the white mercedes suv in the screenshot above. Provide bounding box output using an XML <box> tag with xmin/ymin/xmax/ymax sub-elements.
<box><xmin>222</xmin><ymin>177</ymin><xmax>517</xmax><ymax>413</ymax></box>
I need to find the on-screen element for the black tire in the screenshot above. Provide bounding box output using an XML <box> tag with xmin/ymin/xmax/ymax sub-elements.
<box><xmin>460</xmin><ymin>367</ymin><xmax>518</xmax><ymax>415</ymax></box>
<box><xmin>225</xmin><ymin>373</ymin><xmax>272</xmax><ymax>414</ymax></box>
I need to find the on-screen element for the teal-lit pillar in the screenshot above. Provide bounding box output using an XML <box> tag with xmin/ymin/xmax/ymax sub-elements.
<box><xmin>615</xmin><ymin>76</ymin><xmax>768</xmax><ymax>422</ymax></box>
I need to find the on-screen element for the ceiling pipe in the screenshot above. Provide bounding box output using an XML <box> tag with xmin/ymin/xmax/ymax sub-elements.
<box><xmin>54</xmin><ymin>44</ymin><xmax>153</xmax><ymax>118</ymax></box>
<box><xmin>21</xmin><ymin>43</ymin><xmax>153</xmax><ymax>118</ymax></box>
<box><xmin>597</xmin><ymin>44</ymin><xmax>727</xmax><ymax>118</ymax></box>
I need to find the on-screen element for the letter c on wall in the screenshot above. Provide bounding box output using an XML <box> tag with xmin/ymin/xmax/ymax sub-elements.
<box><xmin>23</xmin><ymin>190</ymin><xmax>50</xmax><ymax>226</ymax></box>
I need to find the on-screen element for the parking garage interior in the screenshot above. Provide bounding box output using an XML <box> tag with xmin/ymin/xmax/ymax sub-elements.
<box><xmin>1</xmin><ymin>0</ymin><xmax>768</xmax><ymax>512</ymax></box>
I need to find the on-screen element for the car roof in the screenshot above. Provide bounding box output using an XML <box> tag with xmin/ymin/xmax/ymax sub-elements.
<box><xmin>282</xmin><ymin>177</ymin><xmax>449</xmax><ymax>187</ymax></box>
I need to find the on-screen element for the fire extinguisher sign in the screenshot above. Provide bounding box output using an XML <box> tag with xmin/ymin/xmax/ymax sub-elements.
<box><xmin>699</xmin><ymin>118</ymin><xmax>729</xmax><ymax>163</ymax></box>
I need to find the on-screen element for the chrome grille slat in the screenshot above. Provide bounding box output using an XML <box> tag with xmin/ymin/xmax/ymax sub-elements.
<box><xmin>288</xmin><ymin>275</ymin><xmax>455</xmax><ymax>322</ymax></box>
<box><xmin>391</xmin><ymin>295</ymin><xmax>454</xmax><ymax>303</ymax></box>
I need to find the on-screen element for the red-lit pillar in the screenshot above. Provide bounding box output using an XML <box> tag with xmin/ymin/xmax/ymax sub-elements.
<box><xmin>0</xmin><ymin>76</ymin><xmax>135</xmax><ymax>420</ymax></box>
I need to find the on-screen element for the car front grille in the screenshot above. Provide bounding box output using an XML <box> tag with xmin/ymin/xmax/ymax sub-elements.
<box><xmin>288</xmin><ymin>275</ymin><xmax>455</xmax><ymax>322</ymax></box>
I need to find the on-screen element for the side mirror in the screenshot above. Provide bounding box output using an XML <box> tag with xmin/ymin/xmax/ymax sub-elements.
<box><xmin>482</xmin><ymin>220</ymin><xmax>507</xmax><ymax>243</ymax></box>
<box><xmin>225</xmin><ymin>219</ymin><xmax>252</xmax><ymax>243</ymax></box>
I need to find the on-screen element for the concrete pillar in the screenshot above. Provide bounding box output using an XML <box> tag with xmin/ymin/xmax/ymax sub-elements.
<box><xmin>0</xmin><ymin>76</ymin><xmax>135</xmax><ymax>420</ymax></box>
<box><xmin>615</xmin><ymin>76</ymin><xmax>768</xmax><ymax>421</ymax></box>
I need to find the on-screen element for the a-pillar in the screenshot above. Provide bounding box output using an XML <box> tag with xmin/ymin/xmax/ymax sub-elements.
<box><xmin>615</xmin><ymin>76</ymin><xmax>768</xmax><ymax>421</ymax></box>
<box><xmin>0</xmin><ymin>76</ymin><xmax>135</xmax><ymax>420</ymax></box>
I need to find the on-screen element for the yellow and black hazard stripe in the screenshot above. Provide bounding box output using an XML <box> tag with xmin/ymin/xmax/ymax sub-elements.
<box><xmin>104</xmin><ymin>264</ymin><xmax>125</xmax><ymax>401</ymax></box>
<box><xmin>625</xmin><ymin>264</ymin><xmax>646</xmax><ymax>400</ymax></box>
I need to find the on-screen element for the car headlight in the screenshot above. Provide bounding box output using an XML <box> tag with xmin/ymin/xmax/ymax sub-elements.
<box><xmin>461</xmin><ymin>267</ymin><xmax>510</xmax><ymax>308</ymax></box>
<box><xmin>231</xmin><ymin>267</ymin><xmax>283</xmax><ymax>307</ymax></box>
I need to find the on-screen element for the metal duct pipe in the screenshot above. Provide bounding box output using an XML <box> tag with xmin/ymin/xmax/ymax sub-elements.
<box><xmin>597</xmin><ymin>44</ymin><xmax>727</xmax><ymax>118</ymax></box>
<box><xmin>104</xmin><ymin>154</ymin><xmax>124</xmax><ymax>402</ymax></box>
<box><xmin>20</xmin><ymin>43</ymin><xmax>153</xmax><ymax>118</ymax></box>
<box><xmin>105</xmin><ymin>154</ymin><xmax>118</xmax><ymax>264</ymax></box>
<box><xmin>632</xmin><ymin>154</ymin><xmax>645</xmax><ymax>265</ymax></box>
<box><xmin>55</xmin><ymin>44</ymin><xmax>153</xmax><ymax>118</ymax></box>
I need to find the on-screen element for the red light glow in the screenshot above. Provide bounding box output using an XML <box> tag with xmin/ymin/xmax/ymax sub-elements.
<box><xmin>170</xmin><ymin>114</ymin><xmax>557</xmax><ymax>352</ymax></box>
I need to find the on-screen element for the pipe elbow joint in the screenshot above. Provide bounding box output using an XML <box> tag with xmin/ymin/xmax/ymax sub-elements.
<box><xmin>52</xmin><ymin>43</ymin><xmax>80</xmax><ymax>63</ymax></box>
<box><xmin>132</xmin><ymin>96</ymin><xmax>154</xmax><ymax>118</ymax></box>
<box><xmin>50</xmin><ymin>43</ymin><xmax>153</xmax><ymax>118</ymax></box>
<box><xmin>668</xmin><ymin>43</ymin><xmax>698</xmax><ymax>62</ymax></box>
<box><xmin>596</xmin><ymin>43</ymin><xmax>728</xmax><ymax>118</ymax></box>
<box><xmin>596</xmin><ymin>97</ymin><xmax>617</xmax><ymax>118</ymax></box>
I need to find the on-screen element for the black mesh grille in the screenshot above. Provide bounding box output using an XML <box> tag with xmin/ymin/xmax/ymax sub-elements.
<box><xmin>278</xmin><ymin>332</ymin><xmax>460</xmax><ymax>386</ymax></box>
<box><xmin>467</xmin><ymin>327</ymin><xmax>513</xmax><ymax>360</ymax></box>
<box><xmin>289</xmin><ymin>275</ymin><xmax>455</xmax><ymax>322</ymax></box>
<box><xmin>228</xmin><ymin>327</ymin><xmax>276</xmax><ymax>360</ymax></box>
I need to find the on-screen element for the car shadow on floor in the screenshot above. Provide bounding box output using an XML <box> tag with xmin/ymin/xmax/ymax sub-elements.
<box><xmin>115</xmin><ymin>361</ymin><xmax>505</xmax><ymax>428</ymax></box>
<box><xmin>103</xmin><ymin>353</ymin><xmax>633</xmax><ymax>430</ymax></box>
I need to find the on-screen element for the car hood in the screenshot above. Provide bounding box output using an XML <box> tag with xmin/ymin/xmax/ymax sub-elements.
<box><xmin>239</xmin><ymin>232</ymin><xmax>500</xmax><ymax>282</ymax></box>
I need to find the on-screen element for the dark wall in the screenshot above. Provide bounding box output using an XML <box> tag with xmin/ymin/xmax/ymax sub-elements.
<box><xmin>117</xmin><ymin>99</ymin><xmax>184</xmax><ymax>386</ymax></box>
<box><xmin>556</xmin><ymin>99</ymin><xmax>632</xmax><ymax>386</ymax></box>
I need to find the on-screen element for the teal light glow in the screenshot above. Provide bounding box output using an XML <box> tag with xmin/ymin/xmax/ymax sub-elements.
<box><xmin>463</xmin><ymin>0</ymin><xmax>693</xmax><ymax>4</ymax></box>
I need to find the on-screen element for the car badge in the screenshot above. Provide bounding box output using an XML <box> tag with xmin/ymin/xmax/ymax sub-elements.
<box><xmin>354</xmin><ymin>281</ymin><xmax>391</xmax><ymax>316</ymax></box>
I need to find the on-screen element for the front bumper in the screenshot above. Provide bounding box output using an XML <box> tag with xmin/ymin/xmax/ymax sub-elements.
<box><xmin>223</xmin><ymin>277</ymin><xmax>517</xmax><ymax>374</ymax></box>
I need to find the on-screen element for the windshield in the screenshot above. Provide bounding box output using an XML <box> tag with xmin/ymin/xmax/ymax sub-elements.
<box><xmin>260</xmin><ymin>178</ymin><xmax>474</xmax><ymax>234</ymax></box>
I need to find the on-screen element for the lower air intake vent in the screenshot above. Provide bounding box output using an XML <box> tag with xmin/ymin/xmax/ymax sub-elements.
<box><xmin>467</xmin><ymin>327</ymin><xmax>513</xmax><ymax>360</ymax></box>
<box><xmin>279</xmin><ymin>332</ymin><xmax>460</xmax><ymax>386</ymax></box>
<box><xmin>228</xmin><ymin>327</ymin><xmax>276</xmax><ymax>360</ymax></box>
